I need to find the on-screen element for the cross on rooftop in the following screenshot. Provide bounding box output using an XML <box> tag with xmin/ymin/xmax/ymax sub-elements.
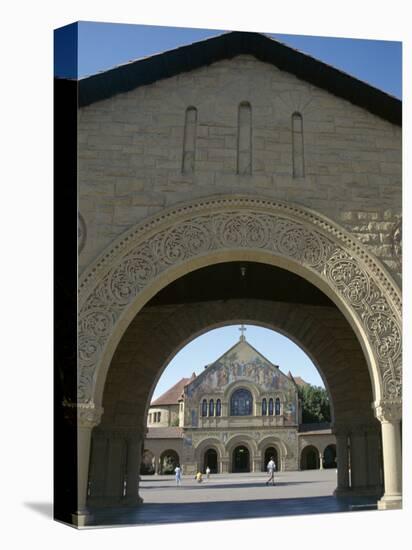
<box><xmin>239</xmin><ymin>324</ymin><xmax>247</xmax><ymax>341</ymax></box>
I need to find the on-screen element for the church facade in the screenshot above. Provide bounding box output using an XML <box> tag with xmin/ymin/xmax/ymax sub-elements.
<box><xmin>143</xmin><ymin>329</ymin><xmax>336</xmax><ymax>475</ymax></box>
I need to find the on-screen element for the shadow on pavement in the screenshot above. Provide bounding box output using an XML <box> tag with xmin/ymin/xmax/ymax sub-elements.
<box><xmin>86</xmin><ymin>495</ymin><xmax>377</xmax><ymax>527</ymax></box>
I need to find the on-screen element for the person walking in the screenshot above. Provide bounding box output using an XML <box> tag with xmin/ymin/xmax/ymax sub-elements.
<box><xmin>195</xmin><ymin>471</ymin><xmax>203</xmax><ymax>483</ymax></box>
<box><xmin>206</xmin><ymin>466</ymin><xmax>211</xmax><ymax>480</ymax></box>
<box><xmin>266</xmin><ymin>456</ymin><xmax>276</xmax><ymax>486</ymax></box>
<box><xmin>175</xmin><ymin>465</ymin><xmax>182</xmax><ymax>486</ymax></box>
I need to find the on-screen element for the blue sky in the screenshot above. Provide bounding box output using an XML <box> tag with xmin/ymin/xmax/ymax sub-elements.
<box><xmin>55</xmin><ymin>21</ymin><xmax>402</xmax><ymax>400</ymax></box>
<box><xmin>54</xmin><ymin>21</ymin><xmax>402</xmax><ymax>98</ymax></box>
<box><xmin>153</xmin><ymin>325</ymin><xmax>325</xmax><ymax>400</ymax></box>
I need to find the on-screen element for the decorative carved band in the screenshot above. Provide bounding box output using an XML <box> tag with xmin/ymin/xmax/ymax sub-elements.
<box><xmin>77</xmin><ymin>197</ymin><xmax>402</xmax><ymax>407</ymax></box>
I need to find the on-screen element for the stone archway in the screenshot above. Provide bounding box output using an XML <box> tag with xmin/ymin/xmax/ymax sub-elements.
<box><xmin>140</xmin><ymin>449</ymin><xmax>155</xmax><ymax>475</ymax></box>
<box><xmin>323</xmin><ymin>444</ymin><xmax>337</xmax><ymax>469</ymax></box>
<box><xmin>159</xmin><ymin>450</ymin><xmax>180</xmax><ymax>475</ymax></box>
<box><xmin>301</xmin><ymin>445</ymin><xmax>320</xmax><ymax>470</ymax></box>
<box><xmin>72</xmin><ymin>196</ymin><xmax>402</xmax><ymax>518</ymax></box>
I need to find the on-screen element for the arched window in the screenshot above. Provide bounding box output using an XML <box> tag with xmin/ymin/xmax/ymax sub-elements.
<box><xmin>237</xmin><ymin>101</ymin><xmax>252</xmax><ymax>175</ymax></box>
<box><xmin>268</xmin><ymin>398</ymin><xmax>274</xmax><ymax>416</ymax></box>
<box><xmin>182</xmin><ymin>106</ymin><xmax>197</xmax><ymax>174</ymax></box>
<box><xmin>209</xmin><ymin>399</ymin><xmax>214</xmax><ymax>417</ymax></box>
<box><xmin>216</xmin><ymin>399</ymin><xmax>221</xmax><ymax>417</ymax></box>
<box><xmin>230</xmin><ymin>388</ymin><xmax>253</xmax><ymax>416</ymax></box>
<box><xmin>275</xmin><ymin>398</ymin><xmax>281</xmax><ymax>415</ymax></box>
<box><xmin>201</xmin><ymin>399</ymin><xmax>208</xmax><ymax>417</ymax></box>
<box><xmin>262</xmin><ymin>398</ymin><xmax>267</xmax><ymax>416</ymax></box>
<box><xmin>292</xmin><ymin>112</ymin><xmax>304</xmax><ymax>177</ymax></box>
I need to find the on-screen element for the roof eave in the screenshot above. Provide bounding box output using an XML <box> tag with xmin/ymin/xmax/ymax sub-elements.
<box><xmin>77</xmin><ymin>31</ymin><xmax>401</xmax><ymax>125</ymax></box>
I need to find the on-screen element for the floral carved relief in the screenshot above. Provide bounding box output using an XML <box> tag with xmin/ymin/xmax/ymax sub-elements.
<box><xmin>77</xmin><ymin>198</ymin><xmax>402</xmax><ymax>409</ymax></box>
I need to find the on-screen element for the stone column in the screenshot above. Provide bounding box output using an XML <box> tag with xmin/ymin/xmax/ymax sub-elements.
<box><xmin>221</xmin><ymin>459</ymin><xmax>229</xmax><ymax>473</ymax></box>
<box><xmin>365</xmin><ymin>427</ymin><xmax>382</xmax><ymax>494</ymax></box>
<box><xmin>375</xmin><ymin>402</ymin><xmax>402</xmax><ymax>510</ymax></box>
<box><xmin>333</xmin><ymin>431</ymin><xmax>350</xmax><ymax>496</ymax></box>
<box><xmin>252</xmin><ymin>457</ymin><xmax>261</xmax><ymax>473</ymax></box>
<box><xmin>73</xmin><ymin>404</ymin><xmax>103</xmax><ymax>527</ymax></box>
<box><xmin>319</xmin><ymin>452</ymin><xmax>324</xmax><ymax>470</ymax></box>
<box><xmin>124</xmin><ymin>433</ymin><xmax>144</xmax><ymax>505</ymax></box>
<box><xmin>349</xmin><ymin>427</ymin><xmax>368</xmax><ymax>493</ymax></box>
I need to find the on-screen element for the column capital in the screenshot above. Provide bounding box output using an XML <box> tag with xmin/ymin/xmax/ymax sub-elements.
<box><xmin>63</xmin><ymin>401</ymin><xmax>104</xmax><ymax>428</ymax></box>
<box><xmin>373</xmin><ymin>400</ymin><xmax>402</xmax><ymax>423</ymax></box>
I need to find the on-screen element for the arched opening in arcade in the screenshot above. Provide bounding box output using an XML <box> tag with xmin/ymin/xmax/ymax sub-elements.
<box><xmin>159</xmin><ymin>450</ymin><xmax>180</xmax><ymax>475</ymax></box>
<box><xmin>140</xmin><ymin>450</ymin><xmax>155</xmax><ymax>475</ymax></box>
<box><xmin>301</xmin><ymin>445</ymin><xmax>320</xmax><ymax>470</ymax></box>
<box><xmin>78</xmin><ymin>206</ymin><xmax>401</xmax><ymax>522</ymax></box>
<box><xmin>323</xmin><ymin>444</ymin><xmax>337</xmax><ymax>469</ymax></box>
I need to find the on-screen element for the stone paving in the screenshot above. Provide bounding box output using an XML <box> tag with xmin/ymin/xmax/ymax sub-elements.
<box><xmin>84</xmin><ymin>470</ymin><xmax>378</xmax><ymax>528</ymax></box>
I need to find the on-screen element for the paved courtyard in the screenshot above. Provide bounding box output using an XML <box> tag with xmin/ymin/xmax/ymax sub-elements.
<box><xmin>84</xmin><ymin>470</ymin><xmax>378</xmax><ymax>528</ymax></box>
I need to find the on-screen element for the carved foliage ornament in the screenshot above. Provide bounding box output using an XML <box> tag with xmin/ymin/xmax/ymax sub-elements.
<box><xmin>78</xmin><ymin>199</ymin><xmax>402</xmax><ymax>406</ymax></box>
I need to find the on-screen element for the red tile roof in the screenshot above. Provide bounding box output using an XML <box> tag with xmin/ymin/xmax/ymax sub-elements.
<box><xmin>146</xmin><ymin>427</ymin><xmax>183</xmax><ymax>439</ymax></box>
<box><xmin>288</xmin><ymin>372</ymin><xmax>310</xmax><ymax>387</ymax></box>
<box><xmin>151</xmin><ymin>373</ymin><xmax>196</xmax><ymax>406</ymax></box>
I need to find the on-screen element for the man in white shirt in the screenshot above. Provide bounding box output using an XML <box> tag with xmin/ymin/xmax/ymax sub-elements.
<box><xmin>266</xmin><ymin>457</ymin><xmax>276</xmax><ymax>486</ymax></box>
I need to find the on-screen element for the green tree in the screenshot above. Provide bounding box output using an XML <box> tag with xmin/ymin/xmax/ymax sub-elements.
<box><xmin>298</xmin><ymin>385</ymin><xmax>331</xmax><ymax>423</ymax></box>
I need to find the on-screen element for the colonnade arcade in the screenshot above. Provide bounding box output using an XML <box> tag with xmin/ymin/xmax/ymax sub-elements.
<box><xmin>72</xmin><ymin>196</ymin><xmax>402</xmax><ymax>524</ymax></box>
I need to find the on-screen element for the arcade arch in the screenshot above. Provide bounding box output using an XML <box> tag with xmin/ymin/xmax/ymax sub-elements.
<box><xmin>301</xmin><ymin>445</ymin><xmax>320</xmax><ymax>470</ymax></box>
<box><xmin>74</xmin><ymin>197</ymin><xmax>402</xmax><ymax>518</ymax></box>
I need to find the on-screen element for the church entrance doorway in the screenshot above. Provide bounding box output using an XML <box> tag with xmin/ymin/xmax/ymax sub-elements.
<box><xmin>233</xmin><ymin>446</ymin><xmax>250</xmax><ymax>473</ymax></box>
<box><xmin>263</xmin><ymin>447</ymin><xmax>278</xmax><ymax>472</ymax></box>
<box><xmin>204</xmin><ymin>449</ymin><xmax>218</xmax><ymax>473</ymax></box>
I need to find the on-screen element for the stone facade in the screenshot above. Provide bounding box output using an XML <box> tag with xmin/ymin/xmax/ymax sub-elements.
<box><xmin>73</xmin><ymin>33</ymin><xmax>402</xmax><ymax>519</ymax></box>
<box><xmin>143</xmin><ymin>334</ymin><xmax>336</xmax><ymax>475</ymax></box>
<box><xmin>78</xmin><ymin>54</ymin><xmax>401</xmax><ymax>283</ymax></box>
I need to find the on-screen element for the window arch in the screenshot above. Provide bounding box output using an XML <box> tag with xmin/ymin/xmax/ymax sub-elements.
<box><xmin>216</xmin><ymin>399</ymin><xmax>221</xmax><ymax>417</ymax></box>
<box><xmin>275</xmin><ymin>398</ymin><xmax>281</xmax><ymax>416</ymax></box>
<box><xmin>262</xmin><ymin>398</ymin><xmax>267</xmax><ymax>416</ymax></box>
<box><xmin>268</xmin><ymin>398</ymin><xmax>274</xmax><ymax>416</ymax></box>
<box><xmin>209</xmin><ymin>399</ymin><xmax>214</xmax><ymax>417</ymax></box>
<box><xmin>237</xmin><ymin>101</ymin><xmax>252</xmax><ymax>175</ymax></box>
<box><xmin>292</xmin><ymin>112</ymin><xmax>304</xmax><ymax>177</ymax></box>
<box><xmin>182</xmin><ymin>106</ymin><xmax>197</xmax><ymax>174</ymax></box>
<box><xmin>201</xmin><ymin>399</ymin><xmax>208</xmax><ymax>417</ymax></box>
<box><xmin>230</xmin><ymin>388</ymin><xmax>253</xmax><ymax>416</ymax></box>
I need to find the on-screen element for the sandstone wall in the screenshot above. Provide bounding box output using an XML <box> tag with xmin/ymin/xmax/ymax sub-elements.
<box><xmin>78</xmin><ymin>54</ymin><xmax>402</xmax><ymax>281</ymax></box>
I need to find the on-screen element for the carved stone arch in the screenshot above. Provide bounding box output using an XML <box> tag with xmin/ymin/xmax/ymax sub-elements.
<box><xmin>76</xmin><ymin>195</ymin><xmax>402</xmax><ymax>420</ymax></box>
<box><xmin>225</xmin><ymin>434</ymin><xmax>258</xmax><ymax>456</ymax></box>
<box><xmin>223</xmin><ymin>379</ymin><xmax>260</xmax><ymax>402</ymax></box>
<box><xmin>258</xmin><ymin>435</ymin><xmax>289</xmax><ymax>458</ymax></box>
<box><xmin>194</xmin><ymin>437</ymin><xmax>224</xmax><ymax>462</ymax></box>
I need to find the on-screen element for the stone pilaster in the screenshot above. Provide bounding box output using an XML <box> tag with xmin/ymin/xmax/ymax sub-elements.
<box><xmin>374</xmin><ymin>401</ymin><xmax>402</xmax><ymax>510</ymax></box>
<box><xmin>64</xmin><ymin>403</ymin><xmax>103</xmax><ymax>526</ymax></box>
<box><xmin>349</xmin><ymin>425</ymin><xmax>368</xmax><ymax>492</ymax></box>
<box><xmin>333</xmin><ymin>430</ymin><xmax>350</xmax><ymax>496</ymax></box>
<box><xmin>124</xmin><ymin>433</ymin><xmax>144</xmax><ymax>505</ymax></box>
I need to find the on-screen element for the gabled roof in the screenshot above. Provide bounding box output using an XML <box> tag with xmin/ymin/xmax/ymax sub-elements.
<box><xmin>151</xmin><ymin>373</ymin><xmax>196</xmax><ymax>406</ymax></box>
<box><xmin>288</xmin><ymin>372</ymin><xmax>310</xmax><ymax>388</ymax></box>
<box><xmin>186</xmin><ymin>336</ymin><xmax>292</xmax><ymax>392</ymax></box>
<box><xmin>146</xmin><ymin>427</ymin><xmax>183</xmax><ymax>439</ymax></box>
<box><xmin>77</xmin><ymin>31</ymin><xmax>401</xmax><ymax>125</ymax></box>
